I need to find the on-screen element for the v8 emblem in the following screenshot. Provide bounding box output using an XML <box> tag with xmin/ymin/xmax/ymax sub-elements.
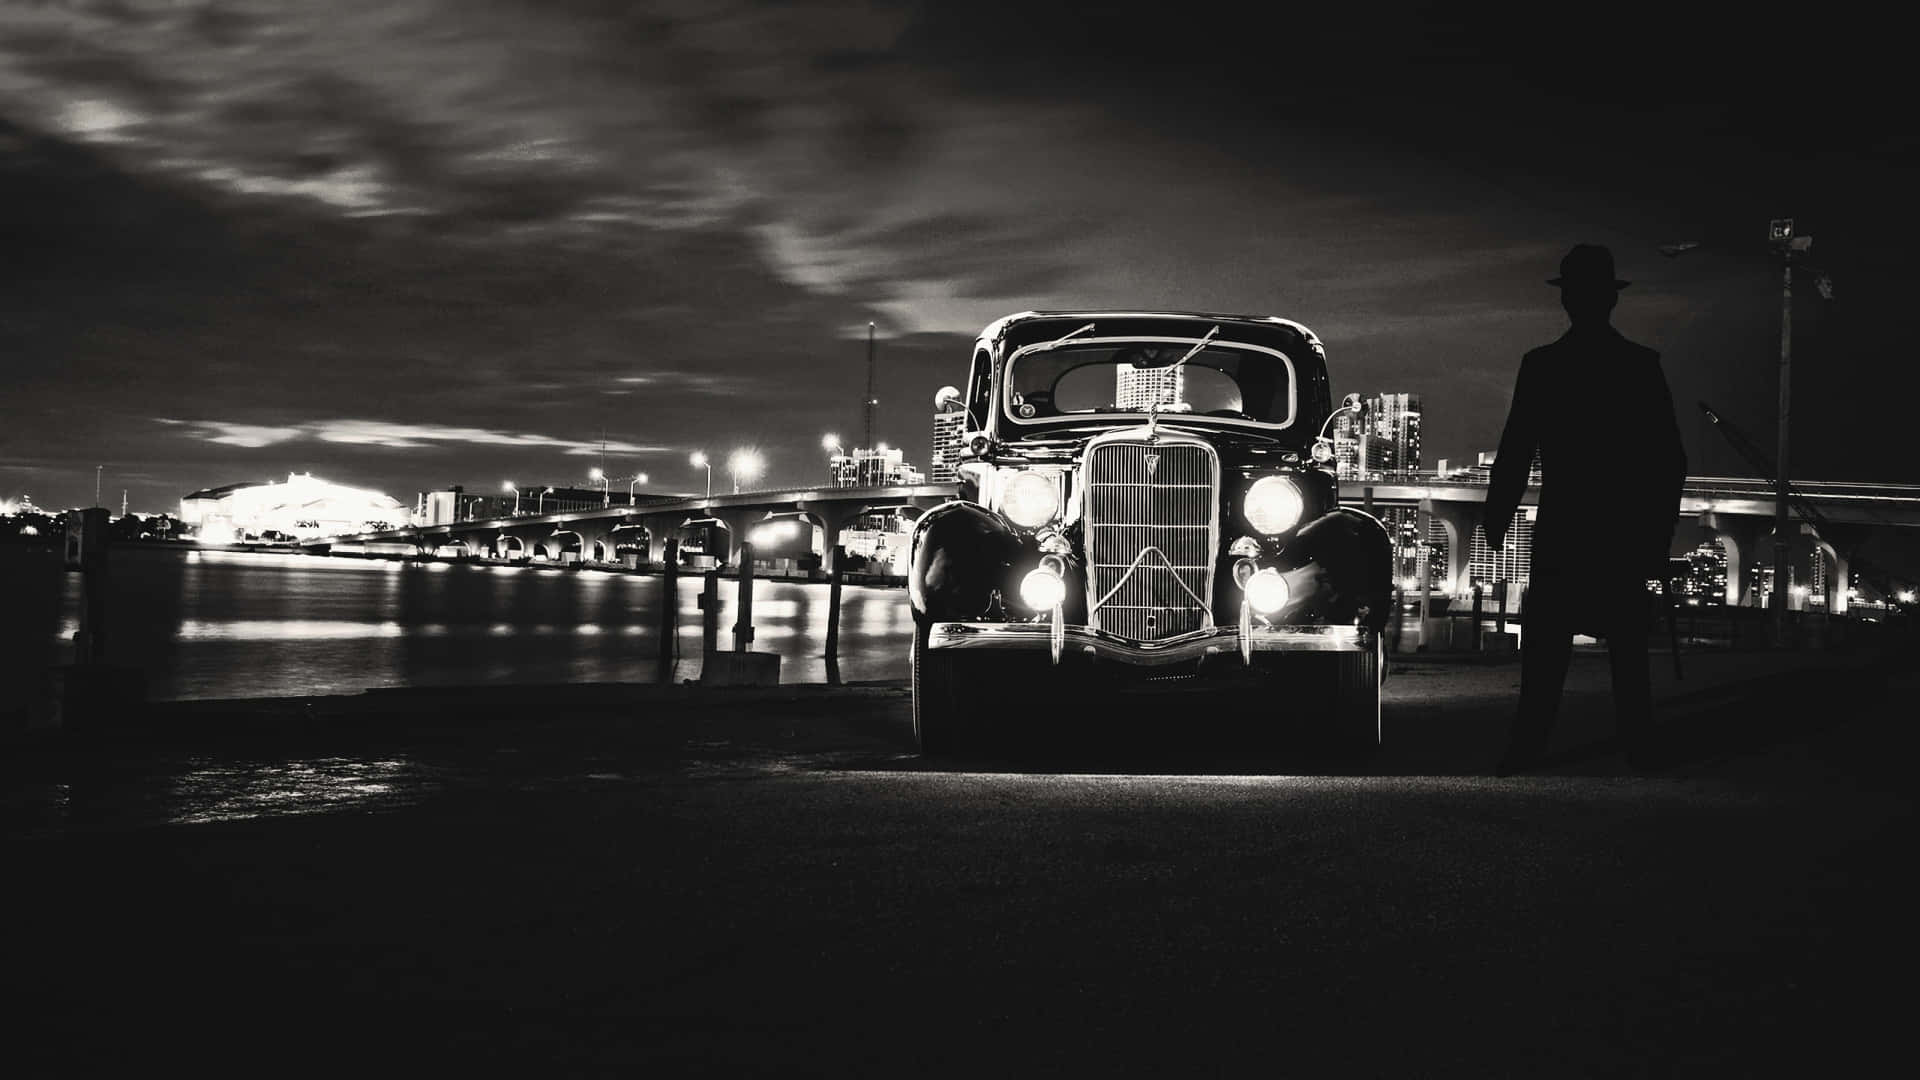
<box><xmin>1143</xmin><ymin>452</ymin><xmax>1160</xmax><ymax>478</ymax></box>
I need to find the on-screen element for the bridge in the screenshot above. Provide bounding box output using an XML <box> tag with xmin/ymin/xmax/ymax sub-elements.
<box><xmin>303</xmin><ymin>484</ymin><xmax>957</xmax><ymax>571</ymax></box>
<box><xmin>303</xmin><ymin>475</ymin><xmax>1920</xmax><ymax>611</ymax></box>
<box><xmin>1346</xmin><ymin>475</ymin><xmax>1920</xmax><ymax>612</ymax></box>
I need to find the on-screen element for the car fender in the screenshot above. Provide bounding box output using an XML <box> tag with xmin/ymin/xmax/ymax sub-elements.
<box><xmin>909</xmin><ymin>501</ymin><xmax>1022</xmax><ymax>622</ymax></box>
<box><xmin>1280</xmin><ymin>507</ymin><xmax>1394</xmax><ymax>632</ymax></box>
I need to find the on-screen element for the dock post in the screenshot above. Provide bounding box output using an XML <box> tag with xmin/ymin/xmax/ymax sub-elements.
<box><xmin>657</xmin><ymin>539</ymin><xmax>679</xmax><ymax>683</ymax></box>
<box><xmin>733</xmin><ymin>542</ymin><xmax>755</xmax><ymax>652</ymax></box>
<box><xmin>825</xmin><ymin>544</ymin><xmax>846</xmax><ymax>685</ymax></box>
<box><xmin>700</xmin><ymin>569</ymin><xmax>720</xmax><ymax>655</ymax></box>
<box><xmin>1471</xmin><ymin>584</ymin><xmax>1484</xmax><ymax>651</ymax></box>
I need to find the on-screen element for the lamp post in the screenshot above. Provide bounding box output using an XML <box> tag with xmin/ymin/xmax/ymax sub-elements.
<box><xmin>822</xmin><ymin>433</ymin><xmax>844</xmax><ymax>485</ymax></box>
<box><xmin>503</xmin><ymin>481</ymin><xmax>520</xmax><ymax>516</ymax></box>
<box><xmin>728</xmin><ymin>448</ymin><xmax>763</xmax><ymax>494</ymax></box>
<box><xmin>589</xmin><ymin>466</ymin><xmax>608</xmax><ymax>508</ymax></box>
<box><xmin>628</xmin><ymin>472</ymin><xmax>648</xmax><ymax>505</ymax></box>
<box><xmin>538</xmin><ymin>486</ymin><xmax>554</xmax><ymax>515</ymax></box>
<box><xmin>1663</xmin><ymin>223</ymin><xmax>1832</xmax><ymax>639</ymax></box>
<box><xmin>690</xmin><ymin>452</ymin><xmax>711</xmax><ymax>501</ymax></box>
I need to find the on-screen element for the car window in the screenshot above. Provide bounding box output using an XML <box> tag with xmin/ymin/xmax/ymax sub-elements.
<box><xmin>1007</xmin><ymin>342</ymin><xmax>1291</xmax><ymax>425</ymax></box>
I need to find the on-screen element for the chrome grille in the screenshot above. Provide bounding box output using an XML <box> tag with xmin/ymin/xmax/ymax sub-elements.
<box><xmin>1086</xmin><ymin>441</ymin><xmax>1217</xmax><ymax>641</ymax></box>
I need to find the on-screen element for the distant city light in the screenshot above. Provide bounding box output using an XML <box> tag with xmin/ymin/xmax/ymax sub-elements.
<box><xmin>1901</xmin><ymin>590</ymin><xmax>1917</xmax><ymax>604</ymax></box>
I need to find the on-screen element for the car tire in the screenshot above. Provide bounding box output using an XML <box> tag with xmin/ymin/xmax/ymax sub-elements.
<box><xmin>1332</xmin><ymin>637</ymin><xmax>1384</xmax><ymax>756</ymax></box>
<box><xmin>911</xmin><ymin>620</ymin><xmax>971</xmax><ymax>756</ymax></box>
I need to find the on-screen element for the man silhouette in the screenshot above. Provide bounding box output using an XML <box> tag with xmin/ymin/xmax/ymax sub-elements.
<box><xmin>1487</xmin><ymin>244</ymin><xmax>1687</xmax><ymax>774</ymax></box>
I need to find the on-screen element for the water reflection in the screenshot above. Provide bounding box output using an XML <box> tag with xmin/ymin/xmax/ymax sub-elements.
<box><xmin>1</xmin><ymin>546</ymin><xmax>914</xmax><ymax>701</ymax></box>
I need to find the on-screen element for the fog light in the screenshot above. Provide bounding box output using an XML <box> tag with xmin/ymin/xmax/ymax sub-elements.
<box><xmin>1020</xmin><ymin>567</ymin><xmax>1066</xmax><ymax>610</ymax></box>
<box><xmin>1245</xmin><ymin>568</ymin><xmax>1290</xmax><ymax>614</ymax></box>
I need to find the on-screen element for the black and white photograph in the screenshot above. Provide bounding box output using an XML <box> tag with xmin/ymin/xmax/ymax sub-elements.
<box><xmin>4</xmin><ymin>1</ymin><xmax>1915</xmax><ymax>1072</ymax></box>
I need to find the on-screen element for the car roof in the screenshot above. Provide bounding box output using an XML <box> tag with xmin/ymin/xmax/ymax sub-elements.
<box><xmin>978</xmin><ymin>310</ymin><xmax>1324</xmax><ymax>354</ymax></box>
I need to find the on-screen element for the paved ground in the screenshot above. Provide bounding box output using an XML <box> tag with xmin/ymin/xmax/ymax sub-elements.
<box><xmin>4</xmin><ymin>646</ymin><xmax>1913</xmax><ymax>1074</ymax></box>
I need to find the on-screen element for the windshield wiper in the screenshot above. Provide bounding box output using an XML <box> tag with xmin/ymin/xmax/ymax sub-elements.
<box><xmin>1145</xmin><ymin>325</ymin><xmax>1219</xmax><ymax>438</ymax></box>
<box><xmin>1027</xmin><ymin>322</ymin><xmax>1096</xmax><ymax>353</ymax></box>
<box><xmin>1166</xmin><ymin>324</ymin><xmax>1220</xmax><ymax>375</ymax></box>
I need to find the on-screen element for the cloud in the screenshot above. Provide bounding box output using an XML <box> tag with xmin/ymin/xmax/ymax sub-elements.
<box><xmin>197</xmin><ymin>423</ymin><xmax>306</xmax><ymax>448</ymax></box>
<box><xmin>163</xmin><ymin>418</ymin><xmax>671</xmax><ymax>457</ymax></box>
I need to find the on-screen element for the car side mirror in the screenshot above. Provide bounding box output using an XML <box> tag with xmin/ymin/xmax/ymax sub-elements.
<box><xmin>935</xmin><ymin>386</ymin><xmax>964</xmax><ymax>412</ymax></box>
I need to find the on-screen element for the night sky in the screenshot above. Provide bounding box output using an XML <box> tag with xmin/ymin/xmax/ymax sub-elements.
<box><xmin>4</xmin><ymin>0</ymin><xmax>1915</xmax><ymax>512</ymax></box>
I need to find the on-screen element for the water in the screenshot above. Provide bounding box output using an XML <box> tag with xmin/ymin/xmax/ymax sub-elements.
<box><xmin>0</xmin><ymin>546</ymin><xmax>914</xmax><ymax>702</ymax></box>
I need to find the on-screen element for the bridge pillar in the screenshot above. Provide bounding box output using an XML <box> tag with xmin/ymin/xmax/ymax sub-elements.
<box><xmin>795</xmin><ymin>501</ymin><xmax>857</xmax><ymax>572</ymax></box>
<box><xmin>643</xmin><ymin>513</ymin><xmax>682</xmax><ymax>566</ymax></box>
<box><xmin>1697</xmin><ymin>513</ymin><xmax>1764</xmax><ymax>607</ymax></box>
<box><xmin>575</xmin><ymin>522</ymin><xmax>613</xmax><ymax>564</ymax></box>
<box><xmin>712</xmin><ymin>509</ymin><xmax>763</xmax><ymax>569</ymax></box>
<box><xmin>1422</xmin><ymin>500</ymin><xmax>1478</xmax><ymax>595</ymax></box>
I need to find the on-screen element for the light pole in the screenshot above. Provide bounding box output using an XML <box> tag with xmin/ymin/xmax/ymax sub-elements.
<box><xmin>628</xmin><ymin>472</ymin><xmax>648</xmax><ymax>505</ymax></box>
<box><xmin>1664</xmin><ymin>223</ymin><xmax>1832</xmax><ymax>635</ymax></box>
<box><xmin>590</xmin><ymin>466</ymin><xmax>608</xmax><ymax>508</ymax></box>
<box><xmin>690</xmin><ymin>452</ymin><xmax>711</xmax><ymax>501</ymax></box>
<box><xmin>503</xmin><ymin>481</ymin><xmax>520</xmax><ymax>516</ymax></box>
<box><xmin>538</xmin><ymin>486</ymin><xmax>554</xmax><ymax>515</ymax></box>
<box><xmin>822</xmin><ymin>433</ymin><xmax>844</xmax><ymax>484</ymax></box>
<box><xmin>728</xmin><ymin>448</ymin><xmax>763</xmax><ymax>494</ymax></box>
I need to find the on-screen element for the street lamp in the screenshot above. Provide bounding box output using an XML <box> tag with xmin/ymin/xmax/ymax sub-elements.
<box><xmin>1663</xmin><ymin>222</ymin><xmax>1835</xmax><ymax>639</ymax></box>
<box><xmin>690</xmin><ymin>452</ymin><xmax>712</xmax><ymax>500</ymax></box>
<box><xmin>538</xmin><ymin>486</ymin><xmax>554</xmax><ymax>515</ymax></box>
<box><xmin>503</xmin><ymin>481</ymin><xmax>520</xmax><ymax>516</ymax></box>
<box><xmin>628</xmin><ymin>472</ymin><xmax>648</xmax><ymax>504</ymax></box>
<box><xmin>822</xmin><ymin>434</ymin><xmax>845</xmax><ymax>484</ymax></box>
<box><xmin>589</xmin><ymin>466</ymin><xmax>607</xmax><ymax>508</ymax></box>
<box><xmin>728</xmin><ymin>448</ymin><xmax>763</xmax><ymax>494</ymax></box>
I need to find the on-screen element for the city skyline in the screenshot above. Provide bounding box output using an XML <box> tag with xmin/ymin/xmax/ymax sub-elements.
<box><xmin>6</xmin><ymin>2</ymin><xmax>1918</xmax><ymax>515</ymax></box>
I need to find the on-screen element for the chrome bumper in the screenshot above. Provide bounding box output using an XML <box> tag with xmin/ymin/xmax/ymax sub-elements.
<box><xmin>927</xmin><ymin>622</ymin><xmax>1375</xmax><ymax>666</ymax></box>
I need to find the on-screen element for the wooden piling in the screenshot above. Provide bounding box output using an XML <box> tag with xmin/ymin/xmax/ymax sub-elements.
<box><xmin>825</xmin><ymin>544</ymin><xmax>845</xmax><ymax>685</ymax></box>
<box><xmin>734</xmin><ymin>541</ymin><xmax>755</xmax><ymax>652</ymax></box>
<box><xmin>657</xmin><ymin>538</ymin><xmax>679</xmax><ymax>683</ymax></box>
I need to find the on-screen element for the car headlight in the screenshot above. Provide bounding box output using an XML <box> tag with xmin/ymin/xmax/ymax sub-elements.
<box><xmin>1001</xmin><ymin>471</ymin><xmax>1059</xmax><ymax>529</ymax></box>
<box><xmin>1244</xmin><ymin>475</ymin><xmax>1305</xmax><ymax>534</ymax></box>
<box><xmin>1244</xmin><ymin>568</ymin><xmax>1291</xmax><ymax>614</ymax></box>
<box><xmin>1020</xmin><ymin>566</ymin><xmax>1066</xmax><ymax>610</ymax></box>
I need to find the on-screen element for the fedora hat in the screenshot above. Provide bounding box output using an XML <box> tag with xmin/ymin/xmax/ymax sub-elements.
<box><xmin>1547</xmin><ymin>243</ymin><xmax>1630</xmax><ymax>289</ymax></box>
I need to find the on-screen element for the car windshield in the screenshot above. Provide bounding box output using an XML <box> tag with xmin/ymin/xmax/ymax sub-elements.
<box><xmin>1004</xmin><ymin>341</ymin><xmax>1295</xmax><ymax>429</ymax></box>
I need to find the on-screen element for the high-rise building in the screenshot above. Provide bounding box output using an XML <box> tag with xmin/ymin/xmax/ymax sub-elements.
<box><xmin>1115</xmin><ymin>363</ymin><xmax>1182</xmax><ymax>411</ymax></box>
<box><xmin>1360</xmin><ymin>392</ymin><xmax>1422</xmax><ymax>478</ymax></box>
<box><xmin>931</xmin><ymin>411</ymin><xmax>966</xmax><ymax>483</ymax></box>
<box><xmin>1466</xmin><ymin>506</ymin><xmax>1535</xmax><ymax>588</ymax></box>
<box><xmin>829</xmin><ymin>446</ymin><xmax>924</xmax><ymax>487</ymax></box>
<box><xmin>1331</xmin><ymin>408</ymin><xmax>1365</xmax><ymax>480</ymax></box>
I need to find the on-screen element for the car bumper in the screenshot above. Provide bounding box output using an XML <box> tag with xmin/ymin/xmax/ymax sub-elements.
<box><xmin>927</xmin><ymin>622</ymin><xmax>1375</xmax><ymax>666</ymax></box>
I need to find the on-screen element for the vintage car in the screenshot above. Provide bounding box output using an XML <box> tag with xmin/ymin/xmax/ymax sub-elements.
<box><xmin>908</xmin><ymin>311</ymin><xmax>1393</xmax><ymax>754</ymax></box>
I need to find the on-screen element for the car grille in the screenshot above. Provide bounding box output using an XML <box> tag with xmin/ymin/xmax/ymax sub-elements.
<box><xmin>1085</xmin><ymin>441</ymin><xmax>1216</xmax><ymax>641</ymax></box>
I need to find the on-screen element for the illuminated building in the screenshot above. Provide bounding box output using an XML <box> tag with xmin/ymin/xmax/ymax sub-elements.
<box><xmin>1467</xmin><ymin>506</ymin><xmax>1535</xmax><ymax>588</ymax></box>
<box><xmin>1674</xmin><ymin>539</ymin><xmax>1729</xmax><ymax>604</ymax></box>
<box><xmin>931</xmin><ymin>410</ymin><xmax>966</xmax><ymax>483</ymax></box>
<box><xmin>180</xmin><ymin>473</ymin><xmax>408</xmax><ymax>540</ymax></box>
<box><xmin>1360</xmin><ymin>392</ymin><xmax>1422</xmax><ymax>478</ymax></box>
<box><xmin>829</xmin><ymin>446</ymin><xmax>924</xmax><ymax>487</ymax></box>
<box><xmin>1332</xmin><ymin>392</ymin><xmax>1420</xmax><ymax>480</ymax></box>
<box><xmin>1115</xmin><ymin>362</ymin><xmax>1182</xmax><ymax>410</ymax></box>
<box><xmin>1331</xmin><ymin>408</ymin><xmax>1364</xmax><ymax>480</ymax></box>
